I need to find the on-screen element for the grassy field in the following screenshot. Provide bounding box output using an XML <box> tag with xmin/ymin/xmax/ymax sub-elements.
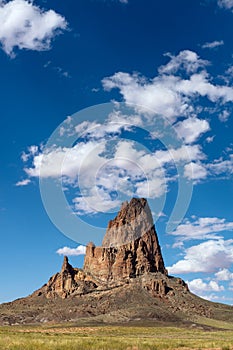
<box><xmin>0</xmin><ymin>323</ymin><xmax>233</xmax><ymax>350</ymax></box>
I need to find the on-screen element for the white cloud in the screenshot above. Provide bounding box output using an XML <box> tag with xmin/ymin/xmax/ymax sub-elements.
<box><xmin>20</xmin><ymin>50</ymin><xmax>233</xmax><ymax>216</ymax></box>
<box><xmin>172</xmin><ymin>241</ymin><xmax>184</xmax><ymax>249</ymax></box>
<box><xmin>103</xmin><ymin>72</ymin><xmax>192</xmax><ymax>123</ymax></box>
<box><xmin>200</xmin><ymin>293</ymin><xmax>233</xmax><ymax>302</ymax></box>
<box><xmin>158</xmin><ymin>50</ymin><xmax>209</xmax><ymax>75</ymax></box>
<box><xmin>171</xmin><ymin>216</ymin><xmax>233</xmax><ymax>241</ymax></box>
<box><xmin>23</xmin><ymin>138</ymin><xmax>169</xmax><ymax>213</ymax></box>
<box><xmin>176</xmin><ymin>71</ymin><xmax>233</xmax><ymax>103</ymax></box>
<box><xmin>21</xmin><ymin>145</ymin><xmax>39</xmax><ymax>162</ymax></box>
<box><xmin>25</xmin><ymin>141</ymin><xmax>106</xmax><ymax>179</ymax></box>
<box><xmin>23</xmin><ymin>130</ymin><xmax>207</xmax><ymax>215</ymax></box>
<box><xmin>107</xmin><ymin>110</ymin><xmax>143</xmax><ymax>128</ymax></box>
<box><xmin>219</xmin><ymin>110</ymin><xmax>230</xmax><ymax>122</ymax></box>
<box><xmin>188</xmin><ymin>278</ymin><xmax>224</xmax><ymax>294</ymax></box>
<box><xmin>73</xmin><ymin>192</ymin><xmax>121</xmax><ymax>215</ymax></box>
<box><xmin>208</xmin><ymin>154</ymin><xmax>233</xmax><ymax>176</ymax></box>
<box><xmin>175</xmin><ymin>117</ymin><xmax>210</xmax><ymax>144</ymax></box>
<box><xmin>28</xmin><ymin>145</ymin><xmax>38</xmax><ymax>155</ymax></box>
<box><xmin>154</xmin><ymin>144</ymin><xmax>205</xmax><ymax>165</ymax></box>
<box><xmin>215</xmin><ymin>268</ymin><xmax>233</xmax><ymax>281</ymax></box>
<box><xmin>206</xmin><ymin>136</ymin><xmax>215</xmax><ymax>143</ymax></box>
<box><xmin>202</xmin><ymin>40</ymin><xmax>224</xmax><ymax>49</ymax></box>
<box><xmin>15</xmin><ymin>179</ymin><xmax>31</xmax><ymax>186</ymax></box>
<box><xmin>56</xmin><ymin>245</ymin><xmax>86</xmax><ymax>256</ymax></box>
<box><xmin>73</xmin><ymin>112</ymin><xmax>142</xmax><ymax>140</ymax></box>
<box><xmin>0</xmin><ymin>0</ymin><xmax>67</xmax><ymax>57</ymax></box>
<box><xmin>184</xmin><ymin>162</ymin><xmax>208</xmax><ymax>182</ymax></box>
<box><xmin>102</xmin><ymin>50</ymin><xmax>233</xmax><ymax>124</ymax></box>
<box><xmin>167</xmin><ymin>239</ymin><xmax>233</xmax><ymax>274</ymax></box>
<box><xmin>218</xmin><ymin>0</ymin><xmax>233</xmax><ymax>9</ymax></box>
<box><xmin>135</xmin><ymin>173</ymin><xmax>167</xmax><ymax>198</ymax></box>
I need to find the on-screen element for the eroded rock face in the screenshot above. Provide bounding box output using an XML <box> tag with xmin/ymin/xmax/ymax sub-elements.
<box><xmin>83</xmin><ymin>198</ymin><xmax>167</xmax><ymax>282</ymax></box>
<box><xmin>103</xmin><ymin>198</ymin><xmax>154</xmax><ymax>247</ymax></box>
<box><xmin>37</xmin><ymin>256</ymin><xmax>97</xmax><ymax>299</ymax></box>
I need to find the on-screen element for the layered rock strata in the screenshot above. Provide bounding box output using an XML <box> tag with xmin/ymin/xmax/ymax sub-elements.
<box><xmin>84</xmin><ymin>198</ymin><xmax>167</xmax><ymax>282</ymax></box>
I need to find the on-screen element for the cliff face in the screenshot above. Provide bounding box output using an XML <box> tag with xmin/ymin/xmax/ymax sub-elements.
<box><xmin>103</xmin><ymin>198</ymin><xmax>154</xmax><ymax>247</ymax></box>
<box><xmin>83</xmin><ymin>198</ymin><xmax>167</xmax><ymax>282</ymax></box>
<box><xmin>37</xmin><ymin>256</ymin><xmax>98</xmax><ymax>299</ymax></box>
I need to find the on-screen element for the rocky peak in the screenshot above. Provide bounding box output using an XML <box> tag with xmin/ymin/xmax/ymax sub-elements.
<box><xmin>31</xmin><ymin>198</ymin><xmax>191</xmax><ymax>304</ymax></box>
<box><xmin>102</xmin><ymin>198</ymin><xmax>153</xmax><ymax>247</ymax></box>
<box><xmin>61</xmin><ymin>256</ymin><xmax>73</xmax><ymax>274</ymax></box>
<box><xmin>84</xmin><ymin>198</ymin><xmax>167</xmax><ymax>282</ymax></box>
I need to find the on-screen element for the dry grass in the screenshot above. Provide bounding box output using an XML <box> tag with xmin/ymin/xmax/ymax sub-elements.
<box><xmin>0</xmin><ymin>324</ymin><xmax>233</xmax><ymax>349</ymax></box>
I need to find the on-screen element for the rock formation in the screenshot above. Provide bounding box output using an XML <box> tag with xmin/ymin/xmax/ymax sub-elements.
<box><xmin>103</xmin><ymin>197</ymin><xmax>155</xmax><ymax>246</ymax></box>
<box><xmin>3</xmin><ymin>197</ymin><xmax>232</xmax><ymax>325</ymax></box>
<box><xmin>35</xmin><ymin>198</ymin><xmax>169</xmax><ymax>298</ymax></box>
<box><xmin>84</xmin><ymin>198</ymin><xmax>167</xmax><ymax>282</ymax></box>
<box><xmin>32</xmin><ymin>197</ymin><xmax>183</xmax><ymax>302</ymax></box>
<box><xmin>38</xmin><ymin>256</ymin><xmax>97</xmax><ymax>299</ymax></box>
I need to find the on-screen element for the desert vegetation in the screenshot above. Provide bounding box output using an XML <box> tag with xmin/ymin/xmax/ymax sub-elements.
<box><xmin>0</xmin><ymin>323</ymin><xmax>233</xmax><ymax>350</ymax></box>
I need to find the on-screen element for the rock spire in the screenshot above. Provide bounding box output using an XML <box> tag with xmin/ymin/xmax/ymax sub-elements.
<box><xmin>84</xmin><ymin>198</ymin><xmax>167</xmax><ymax>281</ymax></box>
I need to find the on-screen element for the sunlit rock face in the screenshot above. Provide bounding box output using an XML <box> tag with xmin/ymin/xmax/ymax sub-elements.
<box><xmin>84</xmin><ymin>198</ymin><xmax>167</xmax><ymax>282</ymax></box>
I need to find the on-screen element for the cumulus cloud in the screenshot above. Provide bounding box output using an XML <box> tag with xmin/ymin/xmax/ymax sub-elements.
<box><xmin>176</xmin><ymin>71</ymin><xmax>233</xmax><ymax>103</ymax></box>
<box><xmin>73</xmin><ymin>192</ymin><xmax>121</xmax><ymax>215</ymax></box>
<box><xmin>23</xmin><ymin>139</ymin><xmax>168</xmax><ymax>213</ymax></box>
<box><xmin>202</xmin><ymin>40</ymin><xmax>224</xmax><ymax>49</ymax></box>
<box><xmin>188</xmin><ymin>278</ymin><xmax>224</xmax><ymax>294</ymax></box>
<box><xmin>0</xmin><ymin>0</ymin><xmax>67</xmax><ymax>57</ymax></box>
<box><xmin>103</xmin><ymin>72</ymin><xmax>191</xmax><ymax>123</ymax></box>
<box><xmin>19</xmin><ymin>51</ymin><xmax>233</xmax><ymax>215</ymax></box>
<box><xmin>25</xmin><ymin>141</ymin><xmax>106</xmax><ymax>179</ymax></box>
<box><xmin>21</xmin><ymin>122</ymin><xmax>207</xmax><ymax>215</ymax></box>
<box><xmin>171</xmin><ymin>216</ymin><xmax>233</xmax><ymax>241</ymax></box>
<box><xmin>169</xmin><ymin>215</ymin><xmax>233</xmax><ymax>283</ymax></box>
<box><xmin>56</xmin><ymin>245</ymin><xmax>86</xmax><ymax>256</ymax></box>
<box><xmin>167</xmin><ymin>239</ymin><xmax>233</xmax><ymax>274</ymax></box>
<box><xmin>158</xmin><ymin>50</ymin><xmax>209</xmax><ymax>75</ymax></box>
<box><xmin>184</xmin><ymin>162</ymin><xmax>208</xmax><ymax>182</ymax></box>
<box><xmin>175</xmin><ymin>117</ymin><xmax>210</xmax><ymax>144</ymax></box>
<box><xmin>215</xmin><ymin>268</ymin><xmax>233</xmax><ymax>281</ymax></box>
<box><xmin>102</xmin><ymin>50</ymin><xmax>233</xmax><ymax>124</ymax></box>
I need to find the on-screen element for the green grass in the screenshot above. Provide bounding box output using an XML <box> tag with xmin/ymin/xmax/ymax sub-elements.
<box><xmin>0</xmin><ymin>324</ymin><xmax>233</xmax><ymax>350</ymax></box>
<box><xmin>193</xmin><ymin>317</ymin><xmax>233</xmax><ymax>330</ymax></box>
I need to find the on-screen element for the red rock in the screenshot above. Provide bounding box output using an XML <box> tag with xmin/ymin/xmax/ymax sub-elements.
<box><xmin>84</xmin><ymin>198</ymin><xmax>167</xmax><ymax>282</ymax></box>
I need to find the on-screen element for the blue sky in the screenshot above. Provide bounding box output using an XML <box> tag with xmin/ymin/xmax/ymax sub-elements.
<box><xmin>1</xmin><ymin>0</ymin><xmax>233</xmax><ymax>305</ymax></box>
